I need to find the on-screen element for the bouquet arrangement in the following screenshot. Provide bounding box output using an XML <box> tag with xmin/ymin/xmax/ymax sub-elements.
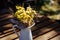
<box><xmin>14</xmin><ymin>5</ymin><xmax>37</xmax><ymax>27</ymax></box>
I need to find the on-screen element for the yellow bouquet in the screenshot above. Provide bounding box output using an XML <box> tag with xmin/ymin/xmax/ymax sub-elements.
<box><xmin>15</xmin><ymin>6</ymin><xmax>36</xmax><ymax>27</ymax></box>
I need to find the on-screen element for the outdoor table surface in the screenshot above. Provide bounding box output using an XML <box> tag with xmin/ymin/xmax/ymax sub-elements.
<box><xmin>0</xmin><ymin>15</ymin><xmax>60</xmax><ymax>40</ymax></box>
<box><xmin>0</xmin><ymin>11</ymin><xmax>60</xmax><ymax>40</ymax></box>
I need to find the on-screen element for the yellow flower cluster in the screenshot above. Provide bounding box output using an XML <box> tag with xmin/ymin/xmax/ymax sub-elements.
<box><xmin>15</xmin><ymin>6</ymin><xmax>36</xmax><ymax>26</ymax></box>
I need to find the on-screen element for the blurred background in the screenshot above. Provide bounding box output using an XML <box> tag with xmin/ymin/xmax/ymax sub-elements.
<box><xmin>0</xmin><ymin>0</ymin><xmax>60</xmax><ymax>40</ymax></box>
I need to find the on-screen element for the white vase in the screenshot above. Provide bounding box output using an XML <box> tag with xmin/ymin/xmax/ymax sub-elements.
<box><xmin>20</xmin><ymin>28</ymin><xmax>33</xmax><ymax>40</ymax></box>
<box><xmin>19</xmin><ymin>23</ymin><xmax>35</xmax><ymax>40</ymax></box>
<box><xmin>11</xmin><ymin>19</ymin><xmax>35</xmax><ymax>40</ymax></box>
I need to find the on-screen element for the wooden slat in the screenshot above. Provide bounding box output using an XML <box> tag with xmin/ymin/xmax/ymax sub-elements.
<box><xmin>0</xmin><ymin>32</ymin><xmax>19</xmax><ymax>40</ymax></box>
<box><xmin>0</xmin><ymin>21</ymin><xmax>11</xmax><ymax>26</ymax></box>
<box><xmin>51</xmin><ymin>35</ymin><xmax>60</xmax><ymax>40</ymax></box>
<box><xmin>33</xmin><ymin>22</ymin><xmax>60</xmax><ymax>39</ymax></box>
<box><xmin>2</xmin><ymin>23</ymin><xmax>13</xmax><ymax>28</ymax></box>
<box><xmin>0</xmin><ymin>14</ymin><xmax>11</xmax><ymax>18</ymax></box>
<box><xmin>31</xmin><ymin>19</ymin><xmax>53</xmax><ymax>31</ymax></box>
<box><xmin>34</xmin><ymin>26</ymin><xmax>60</xmax><ymax>40</ymax></box>
<box><xmin>0</xmin><ymin>14</ymin><xmax>14</xmax><ymax>22</ymax></box>
<box><xmin>0</xmin><ymin>28</ymin><xmax>19</xmax><ymax>38</ymax></box>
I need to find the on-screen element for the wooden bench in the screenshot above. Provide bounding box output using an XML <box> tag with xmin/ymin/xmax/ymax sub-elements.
<box><xmin>0</xmin><ymin>10</ymin><xmax>60</xmax><ymax>40</ymax></box>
